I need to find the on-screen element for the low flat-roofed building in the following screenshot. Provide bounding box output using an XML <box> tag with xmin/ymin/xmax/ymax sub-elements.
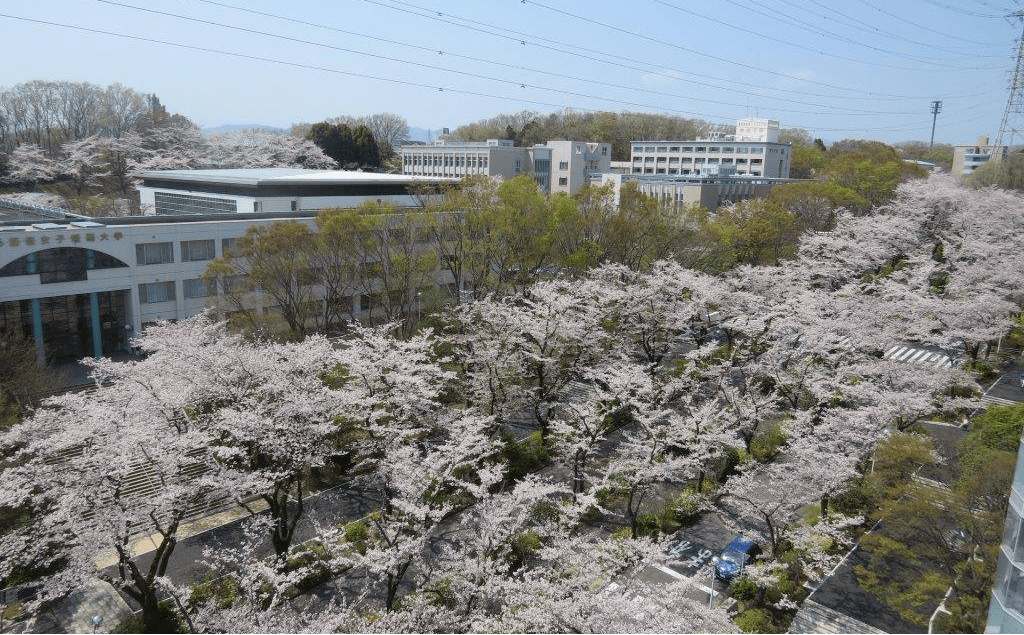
<box><xmin>136</xmin><ymin>168</ymin><xmax>454</xmax><ymax>215</ymax></box>
<box><xmin>597</xmin><ymin>172</ymin><xmax>786</xmax><ymax>212</ymax></box>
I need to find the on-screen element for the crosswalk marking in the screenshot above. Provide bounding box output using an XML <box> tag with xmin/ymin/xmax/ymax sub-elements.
<box><xmin>883</xmin><ymin>345</ymin><xmax>952</xmax><ymax>367</ymax></box>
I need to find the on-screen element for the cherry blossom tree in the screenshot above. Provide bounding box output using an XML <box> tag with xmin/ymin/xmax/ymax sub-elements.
<box><xmin>5</xmin><ymin>143</ymin><xmax>59</xmax><ymax>186</ymax></box>
<box><xmin>0</xmin><ymin>350</ymin><xmax>229</xmax><ymax>631</ymax></box>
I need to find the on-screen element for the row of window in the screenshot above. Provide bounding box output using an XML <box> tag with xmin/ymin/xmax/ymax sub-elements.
<box><xmin>633</xmin><ymin>168</ymin><xmax>763</xmax><ymax>176</ymax></box>
<box><xmin>633</xmin><ymin>146</ymin><xmax>768</xmax><ymax>155</ymax></box>
<box><xmin>139</xmin><ymin>279</ymin><xmax>438</xmax><ymax>314</ymax></box>
<box><xmin>403</xmin><ymin>154</ymin><xmax>491</xmax><ymax>168</ymax></box>
<box><xmin>135</xmin><ymin>239</ymin><xmax>233</xmax><ymax>265</ymax></box>
<box><xmin>642</xmin><ymin>157</ymin><xmax>757</xmax><ymax>165</ymax></box>
<box><xmin>154</xmin><ymin>192</ymin><xmax>237</xmax><ymax>215</ymax></box>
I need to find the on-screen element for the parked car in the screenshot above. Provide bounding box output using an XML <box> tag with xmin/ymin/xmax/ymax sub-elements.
<box><xmin>714</xmin><ymin>535</ymin><xmax>760</xmax><ymax>581</ymax></box>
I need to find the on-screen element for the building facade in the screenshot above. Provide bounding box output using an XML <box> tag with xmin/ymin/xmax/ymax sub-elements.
<box><xmin>986</xmin><ymin>434</ymin><xmax>1024</xmax><ymax>633</ymax></box>
<box><xmin>545</xmin><ymin>140</ymin><xmax>612</xmax><ymax>194</ymax></box>
<box><xmin>1</xmin><ymin>169</ymin><xmax>456</xmax><ymax>364</ymax></box>
<box><xmin>953</xmin><ymin>136</ymin><xmax>1007</xmax><ymax>176</ymax></box>
<box><xmin>399</xmin><ymin>139</ymin><xmax>610</xmax><ymax>194</ymax></box>
<box><xmin>597</xmin><ymin>172</ymin><xmax>783</xmax><ymax>212</ymax></box>
<box><xmin>629</xmin><ymin>118</ymin><xmax>791</xmax><ymax>179</ymax></box>
<box><xmin>136</xmin><ymin>168</ymin><xmax>452</xmax><ymax>215</ymax></box>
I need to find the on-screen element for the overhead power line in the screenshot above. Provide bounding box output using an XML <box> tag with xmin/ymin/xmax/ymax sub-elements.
<box><xmin>853</xmin><ymin>0</ymin><xmax>997</xmax><ymax>46</ymax></box>
<box><xmin>164</xmin><ymin>0</ymin><xmax>917</xmax><ymax>116</ymax></box>
<box><xmin>358</xmin><ymin>0</ymin><xmax>944</xmax><ymax>101</ymax></box>
<box><xmin>89</xmin><ymin>0</ymin><xmax>928</xmax><ymax>118</ymax></box>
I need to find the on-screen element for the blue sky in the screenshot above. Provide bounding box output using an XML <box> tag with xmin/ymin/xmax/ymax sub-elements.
<box><xmin>2</xmin><ymin>0</ymin><xmax>1020</xmax><ymax>144</ymax></box>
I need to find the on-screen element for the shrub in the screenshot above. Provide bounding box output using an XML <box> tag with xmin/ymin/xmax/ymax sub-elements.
<box><xmin>502</xmin><ymin>430</ymin><xmax>549</xmax><ymax>481</ymax></box>
<box><xmin>189</xmin><ymin>571</ymin><xmax>241</xmax><ymax>610</ymax></box>
<box><xmin>731</xmin><ymin>575</ymin><xmax>758</xmax><ymax>602</ymax></box>
<box><xmin>668</xmin><ymin>488</ymin><xmax>701</xmax><ymax>525</ymax></box>
<box><xmin>530</xmin><ymin>499</ymin><xmax>560</xmax><ymax>524</ymax></box>
<box><xmin>831</xmin><ymin>483</ymin><xmax>878</xmax><ymax>517</ymax></box>
<box><xmin>750</xmin><ymin>424</ymin><xmax>786</xmax><ymax>462</ymax></box>
<box><xmin>734</xmin><ymin>608</ymin><xmax>777</xmax><ymax>633</ymax></box>
<box><xmin>636</xmin><ymin>512</ymin><xmax>660</xmax><ymax>538</ymax></box>
<box><xmin>710</xmin><ymin>445</ymin><xmax>742</xmax><ymax>482</ymax></box>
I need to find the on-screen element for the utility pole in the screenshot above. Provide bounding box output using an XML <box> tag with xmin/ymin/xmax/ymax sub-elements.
<box><xmin>929</xmin><ymin>100</ymin><xmax>942</xmax><ymax>150</ymax></box>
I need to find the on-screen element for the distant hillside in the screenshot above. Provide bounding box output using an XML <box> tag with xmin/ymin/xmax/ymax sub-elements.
<box><xmin>203</xmin><ymin>123</ymin><xmax>287</xmax><ymax>135</ymax></box>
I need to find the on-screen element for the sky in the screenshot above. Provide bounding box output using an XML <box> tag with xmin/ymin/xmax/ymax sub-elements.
<box><xmin>2</xmin><ymin>0</ymin><xmax>1022</xmax><ymax>145</ymax></box>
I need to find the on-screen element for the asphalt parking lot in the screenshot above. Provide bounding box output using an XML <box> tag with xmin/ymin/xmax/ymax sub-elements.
<box><xmin>634</xmin><ymin>512</ymin><xmax>736</xmax><ymax>605</ymax></box>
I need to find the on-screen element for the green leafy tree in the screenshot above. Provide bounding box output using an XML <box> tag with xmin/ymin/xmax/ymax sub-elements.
<box><xmin>769</xmin><ymin>181</ymin><xmax>870</xmax><ymax>230</ymax></box>
<box><xmin>204</xmin><ymin>220</ymin><xmax>321</xmax><ymax>339</ymax></box>
<box><xmin>708</xmin><ymin>198</ymin><xmax>800</xmax><ymax>266</ymax></box>
<box><xmin>823</xmin><ymin>140</ymin><xmax>927</xmax><ymax>206</ymax></box>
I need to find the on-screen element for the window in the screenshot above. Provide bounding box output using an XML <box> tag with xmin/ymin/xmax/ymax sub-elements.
<box><xmin>291</xmin><ymin>200</ymin><xmax>298</xmax><ymax>211</ymax></box>
<box><xmin>221</xmin><ymin>238</ymin><xmax>237</xmax><ymax>255</ymax></box>
<box><xmin>183</xmin><ymin>278</ymin><xmax>215</xmax><ymax>299</ymax></box>
<box><xmin>1</xmin><ymin>247</ymin><xmax>127</xmax><ymax>282</ymax></box>
<box><xmin>559</xmin><ymin>161</ymin><xmax>569</xmax><ymax>170</ymax></box>
<box><xmin>181</xmin><ymin>239</ymin><xmax>215</xmax><ymax>262</ymax></box>
<box><xmin>253</xmin><ymin>201</ymin><xmax>260</xmax><ymax>212</ymax></box>
<box><xmin>657</xmin><ymin>146</ymin><xmax>668</xmax><ymax>152</ymax></box>
<box><xmin>644</xmin><ymin>146</ymin><xmax>655</xmax><ymax>152</ymax></box>
<box><xmin>669</xmin><ymin>146</ymin><xmax>680</xmax><ymax>152</ymax></box>
<box><xmin>558</xmin><ymin>177</ymin><xmax>568</xmax><ymax>186</ymax></box>
<box><xmin>139</xmin><ymin>281</ymin><xmax>175</xmax><ymax>304</ymax></box>
<box><xmin>601</xmin><ymin>147</ymin><xmax>608</xmax><ymax>155</ymax></box>
<box><xmin>135</xmin><ymin>242</ymin><xmax>174</xmax><ymax>265</ymax></box>
<box><xmin>153</xmin><ymin>192</ymin><xmax>236</xmax><ymax>215</ymax></box>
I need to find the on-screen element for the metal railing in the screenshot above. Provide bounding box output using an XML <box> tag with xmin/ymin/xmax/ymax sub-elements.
<box><xmin>0</xmin><ymin>196</ymin><xmax>70</xmax><ymax>220</ymax></box>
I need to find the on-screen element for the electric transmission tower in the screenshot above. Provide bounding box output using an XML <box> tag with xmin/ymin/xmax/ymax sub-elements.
<box><xmin>995</xmin><ymin>11</ymin><xmax>1024</xmax><ymax>150</ymax></box>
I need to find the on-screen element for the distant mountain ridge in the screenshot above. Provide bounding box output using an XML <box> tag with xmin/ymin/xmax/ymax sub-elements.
<box><xmin>202</xmin><ymin>123</ymin><xmax>439</xmax><ymax>144</ymax></box>
<box><xmin>202</xmin><ymin>123</ymin><xmax>287</xmax><ymax>135</ymax></box>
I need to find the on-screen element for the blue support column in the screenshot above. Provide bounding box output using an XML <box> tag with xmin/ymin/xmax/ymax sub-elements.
<box><xmin>90</xmin><ymin>292</ymin><xmax>102</xmax><ymax>359</ymax></box>
<box><xmin>30</xmin><ymin>298</ymin><xmax>44</xmax><ymax>365</ymax></box>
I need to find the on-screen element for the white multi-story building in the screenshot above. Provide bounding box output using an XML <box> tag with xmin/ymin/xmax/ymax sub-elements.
<box><xmin>400</xmin><ymin>139</ymin><xmax>610</xmax><ymax>194</ymax></box>
<box><xmin>953</xmin><ymin>135</ymin><xmax>1007</xmax><ymax>176</ymax></box>
<box><xmin>630</xmin><ymin>118</ymin><xmax>791</xmax><ymax>179</ymax></box>
<box><xmin>545</xmin><ymin>140</ymin><xmax>612</xmax><ymax>194</ymax></box>
<box><xmin>0</xmin><ymin>169</ymin><xmax>454</xmax><ymax>364</ymax></box>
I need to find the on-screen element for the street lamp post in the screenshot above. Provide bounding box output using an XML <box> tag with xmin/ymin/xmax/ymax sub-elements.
<box><xmin>709</xmin><ymin>556</ymin><xmax>721</xmax><ymax>608</ymax></box>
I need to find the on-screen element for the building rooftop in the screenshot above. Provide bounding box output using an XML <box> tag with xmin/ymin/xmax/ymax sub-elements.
<box><xmin>134</xmin><ymin>168</ymin><xmax>455</xmax><ymax>187</ymax></box>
